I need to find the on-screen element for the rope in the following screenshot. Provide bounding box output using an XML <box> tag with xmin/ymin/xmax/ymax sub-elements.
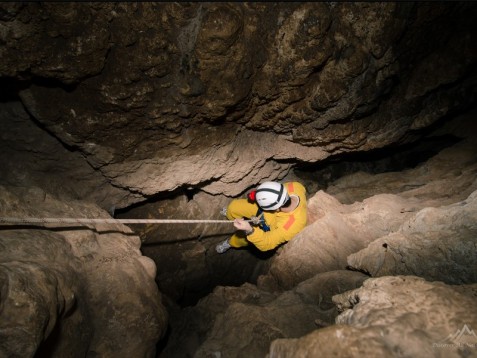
<box><xmin>0</xmin><ymin>217</ymin><xmax>237</xmax><ymax>225</ymax></box>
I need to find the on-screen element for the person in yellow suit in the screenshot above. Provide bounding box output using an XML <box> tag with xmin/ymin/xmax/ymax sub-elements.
<box><xmin>216</xmin><ymin>181</ymin><xmax>307</xmax><ymax>253</ymax></box>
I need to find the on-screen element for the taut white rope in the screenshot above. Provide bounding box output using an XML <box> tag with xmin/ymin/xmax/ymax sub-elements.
<box><xmin>0</xmin><ymin>217</ymin><xmax>235</xmax><ymax>225</ymax></box>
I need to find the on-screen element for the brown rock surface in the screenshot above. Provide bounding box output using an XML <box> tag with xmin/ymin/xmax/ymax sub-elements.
<box><xmin>325</xmin><ymin>112</ymin><xmax>477</xmax><ymax>205</ymax></box>
<box><xmin>346</xmin><ymin>189</ymin><xmax>477</xmax><ymax>284</ymax></box>
<box><xmin>1</xmin><ymin>3</ymin><xmax>475</xmax><ymax>206</ymax></box>
<box><xmin>258</xmin><ymin>116</ymin><xmax>477</xmax><ymax>290</ymax></box>
<box><xmin>0</xmin><ymin>185</ymin><xmax>168</xmax><ymax>357</ymax></box>
<box><xmin>0</xmin><ymin>2</ymin><xmax>476</xmax><ymax>357</ymax></box>
<box><xmin>257</xmin><ymin>191</ymin><xmax>418</xmax><ymax>290</ymax></box>
<box><xmin>159</xmin><ymin>114</ymin><xmax>477</xmax><ymax>357</ymax></box>
<box><xmin>269</xmin><ymin>276</ymin><xmax>477</xmax><ymax>358</ymax></box>
<box><xmin>0</xmin><ymin>101</ymin><xmax>141</xmax><ymax>210</ymax></box>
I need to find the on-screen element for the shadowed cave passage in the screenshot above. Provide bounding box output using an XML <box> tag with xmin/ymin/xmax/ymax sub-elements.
<box><xmin>115</xmin><ymin>188</ymin><xmax>277</xmax><ymax>308</ymax></box>
<box><xmin>294</xmin><ymin>133</ymin><xmax>463</xmax><ymax>197</ymax></box>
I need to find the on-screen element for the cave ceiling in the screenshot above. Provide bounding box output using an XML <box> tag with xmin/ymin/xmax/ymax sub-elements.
<box><xmin>0</xmin><ymin>2</ymin><xmax>476</xmax><ymax>208</ymax></box>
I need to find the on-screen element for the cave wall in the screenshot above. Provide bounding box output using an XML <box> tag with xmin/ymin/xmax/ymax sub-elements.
<box><xmin>270</xmin><ymin>276</ymin><xmax>477</xmax><ymax>358</ymax></box>
<box><xmin>0</xmin><ymin>2</ymin><xmax>476</xmax><ymax>209</ymax></box>
<box><xmin>1</xmin><ymin>2</ymin><xmax>477</xmax><ymax>357</ymax></box>
<box><xmin>158</xmin><ymin>111</ymin><xmax>477</xmax><ymax>357</ymax></box>
<box><xmin>0</xmin><ymin>185</ymin><xmax>168</xmax><ymax>357</ymax></box>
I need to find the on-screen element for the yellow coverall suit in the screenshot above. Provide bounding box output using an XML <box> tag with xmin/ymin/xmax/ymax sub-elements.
<box><xmin>226</xmin><ymin>181</ymin><xmax>307</xmax><ymax>251</ymax></box>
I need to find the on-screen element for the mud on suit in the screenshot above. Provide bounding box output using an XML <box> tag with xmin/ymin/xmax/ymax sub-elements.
<box><xmin>226</xmin><ymin>181</ymin><xmax>307</xmax><ymax>251</ymax></box>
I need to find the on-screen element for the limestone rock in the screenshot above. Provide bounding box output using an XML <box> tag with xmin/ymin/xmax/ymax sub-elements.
<box><xmin>0</xmin><ymin>100</ymin><xmax>141</xmax><ymax>211</ymax></box>
<box><xmin>258</xmin><ymin>121</ymin><xmax>477</xmax><ymax>290</ymax></box>
<box><xmin>257</xmin><ymin>191</ymin><xmax>418</xmax><ymax>290</ymax></box>
<box><xmin>346</xmin><ymin>189</ymin><xmax>477</xmax><ymax>284</ymax></box>
<box><xmin>0</xmin><ymin>3</ymin><xmax>475</xmax><ymax>207</ymax></box>
<box><xmin>269</xmin><ymin>276</ymin><xmax>477</xmax><ymax>358</ymax></box>
<box><xmin>0</xmin><ymin>3</ymin><xmax>477</xmax><ymax>357</ymax></box>
<box><xmin>0</xmin><ymin>185</ymin><xmax>168</xmax><ymax>357</ymax></box>
<box><xmin>120</xmin><ymin>189</ymin><xmax>273</xmax><ymax>305</ymax></box>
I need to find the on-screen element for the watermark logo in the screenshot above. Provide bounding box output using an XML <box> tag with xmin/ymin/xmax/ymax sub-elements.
<box><xmin>433</xmin><ymin>324</ymin><xmax>477</xmax><ymax>349</ymax></box>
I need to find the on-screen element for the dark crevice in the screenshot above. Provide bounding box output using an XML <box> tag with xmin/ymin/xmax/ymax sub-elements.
<box><xmin>346</xmin><ymin>265</ymin><xmax>371</xmax><ymax>277</ymax></box>
<box><xmin>115</xmin><ymin>181</ymin><xmax>275</xmax><ymax>308</ymax></box>
<box><xmin>294</xmin><ymin>134</ymin><xmax>462</xmax><ymax>191</ymax></box>
<box><xmin>184</xmin><ymin>188</ymin><xmax>197</xmax><ymax>202</ymax></box>
<box><xmin>0</xmin><ymin>76</ymin><xmax>78</xmax><ymax>96</ymax></box>
<box><xmin>114</xmin><ymin>183</ymin><xmax>215</xmax><ymax>217</ymax></box>
<box><xmin>0</xmin><ymin>77</ymin><xmax>81</xmax><ymax>154</ymax></box>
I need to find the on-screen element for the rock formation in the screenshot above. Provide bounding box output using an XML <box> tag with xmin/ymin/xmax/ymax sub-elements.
<box><xmin>270</xmin><ymin>276</ymin><xmax>477</xmax><ymax>358</ymax></box>
<box><xmin>1</xmin><ymin>2</ymin><xmax>476</xmax><ymax>207</ymax></box>
<box><xmin>259</xmin><ymin>113</ymin><xmax>477</xmax><ymax>291</ymax></box>
<box><xmin>0</xmin><ymin>2</ymin><xmax>476</xmax><ymax>357</ymax></box>
<box><xmin>0</xmin><ymin>185</ymin><xmax>168</xmax><ymax>357</ymax></box>
<box><xmin>157</xmin><ymin>110</ymin><xmax>477</xmax><ymax>357</ymax></box>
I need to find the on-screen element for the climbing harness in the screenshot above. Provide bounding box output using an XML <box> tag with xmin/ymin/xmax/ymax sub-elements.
<box><xmin>0</xmin><ymin>216</ymin><xmax>263</xmax><ymax>227</ymax></box>
<box><xmin>254</xmin><ymin>209</ymin><xmax>270</xmax><ymax>232</ymax></box>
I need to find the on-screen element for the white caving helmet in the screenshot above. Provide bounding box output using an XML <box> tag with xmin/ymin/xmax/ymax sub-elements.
<box><xmin>255</xmin><ymin>181</ymin><xmax>289</xmax><ymax>211</ymax></box>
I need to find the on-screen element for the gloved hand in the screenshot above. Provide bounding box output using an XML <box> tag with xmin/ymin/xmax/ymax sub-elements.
<box><xmin>233</xmin><ymin>218</ymin><xmax>253</xmax><ymax>234</ymax></box>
